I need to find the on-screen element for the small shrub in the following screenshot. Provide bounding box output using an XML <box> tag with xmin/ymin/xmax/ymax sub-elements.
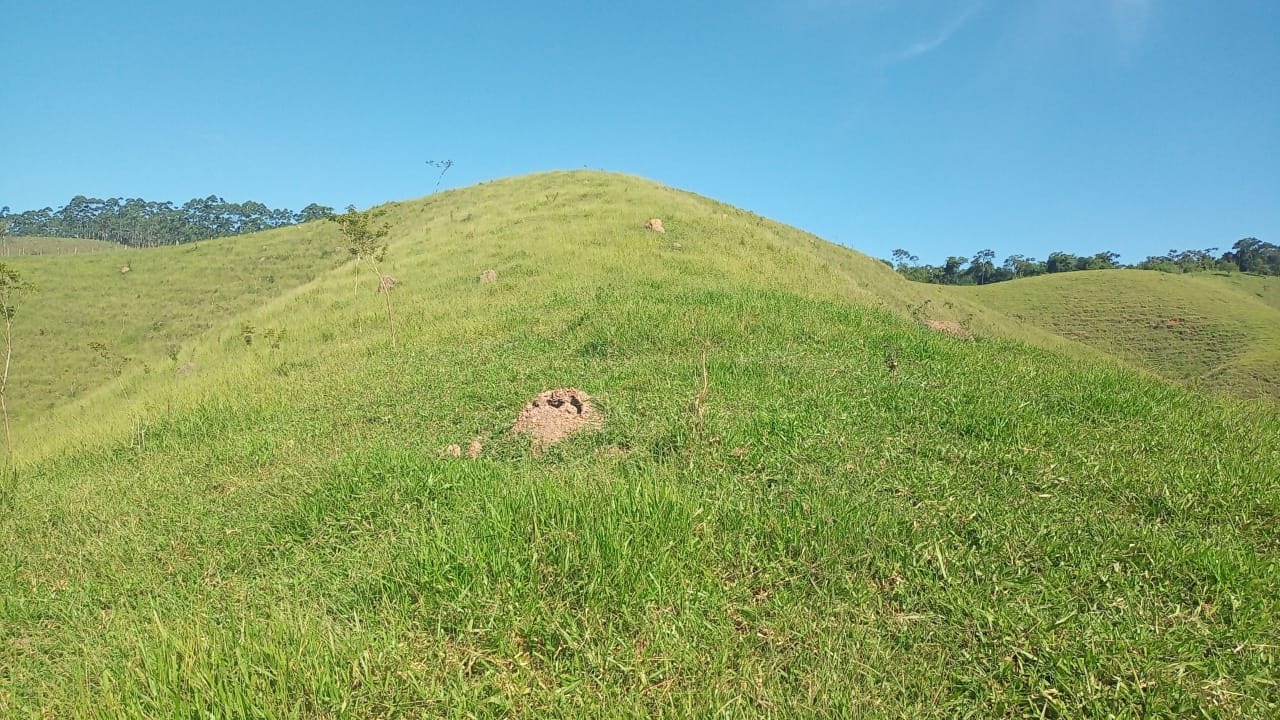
<box><xmin>263</xmin><ymin>328</ymin><xmax>287</xmax><ymax>350</ymax></box>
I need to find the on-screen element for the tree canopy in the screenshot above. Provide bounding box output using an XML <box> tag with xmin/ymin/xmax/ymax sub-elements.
<box><xmin>890</xmin><ymin>239</ymin><xmax>1276</xmax><ymax>286</ymax></box>
<box><xmin>0</xmin><ymin>195</ymin><xmax>335</xmax><ymax>247</ymax></box>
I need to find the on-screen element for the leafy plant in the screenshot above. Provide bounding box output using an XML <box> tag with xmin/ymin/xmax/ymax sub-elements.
<box><xmin>87</xmin><ymin>341</ymin><xmax>131</xmax><ymax>376</ymax></box>
<box><xmin>263</xmin><ymin>327</ymin><xmax>286</xmax><ymax>350</ymax></box>
<box><xmin>0</xmin><ymin>264</ymin><xmax>34</xmax><ymax>461</ymax></box>
<box><xmin>328</xmin><ymin>206</ymin><xmax>397</xmax><ymax>346</ymax></box>
<box><xmin>908</xmin><ymin>299</ymin><xmax>932</xmax><ymax>322</ymax></box>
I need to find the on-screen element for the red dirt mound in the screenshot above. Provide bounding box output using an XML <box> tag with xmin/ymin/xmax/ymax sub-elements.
<box><xmin>512</xmin><ymin>388</ymin><xmax>602</xmax><ymax>447</ymax></box>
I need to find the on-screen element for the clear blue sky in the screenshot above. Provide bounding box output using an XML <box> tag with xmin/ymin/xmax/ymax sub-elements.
<box><xmin>3</xmin><ymin>0</ymin><xmax>1276</xmax><ymax>264</ymax></box>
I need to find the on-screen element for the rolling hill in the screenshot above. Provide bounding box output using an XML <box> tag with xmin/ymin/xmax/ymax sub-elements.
<box><xmin>1</xmin><ymin>235</ymin><xmax>123</xmax><ymax>256</ymax></box>
<box><xmin>953</xmin><ymin>270</ymin><xmax>1280</xmax><ymax>400</ymax></box>
<box><xmin>2</xmin><ymin>171</ymin><xmax>1277</xmax><ymax>718</ymax></box>
<box><xmin>2</xmin><ymin>223</ymin><xmax>346</xmax><ymax>419</ymax></box>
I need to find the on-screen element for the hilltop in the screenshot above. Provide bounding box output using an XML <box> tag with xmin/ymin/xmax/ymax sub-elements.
<box><xmin>4</xmin><ymin>171</ymin><xmax>1086</xmax><ymax>444</ymax></box>
<box><xmin>2</xmin><ymin>171</ymin><xmax>1277</xmax><ymax>717</ymax></box>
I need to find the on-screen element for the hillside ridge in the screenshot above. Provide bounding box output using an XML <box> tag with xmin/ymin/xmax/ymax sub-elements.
<box><xmin>10</xmin><ymin>171</ymin><xmax>1274</xmax><ymax>453</ymax></box>
<box><xmin>2</xmin><ymin>170</ymin><xmax>1278</xmax><ymax>716</ymax></box>
<box><xmin>7</xmin><ymin>170</ymin><xmax>1083</xmax><ymax>459</ymax></box>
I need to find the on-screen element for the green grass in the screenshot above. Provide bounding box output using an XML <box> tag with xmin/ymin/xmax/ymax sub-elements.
<box><xmin>953</xmin><ymin>271</ymin><xmax>1280</xmax><ymax>400</ymax></box>
<box><xmin>1</xmin><ymin>224</ymin><xmax>345</xmax><ymax>417</ymax></box>
<box><xmin>2</xmin><ymin>171</ymin><xmax>1277</xmax><ymax>717</ymax></box>
<box><xmin>0</xmin><ymin>236</ymin><xmax>124</xmax><ymax>255</ymax></box>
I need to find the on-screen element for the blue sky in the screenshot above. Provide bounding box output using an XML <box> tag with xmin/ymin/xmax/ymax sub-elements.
<box><xmin>2</xmin><ymin>0</ymin><xmax>1276</xmax><ymax>264</ymax></box>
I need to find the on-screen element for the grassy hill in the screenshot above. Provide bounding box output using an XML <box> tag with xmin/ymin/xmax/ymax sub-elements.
<box><xmin>1</xmin><ymin>225</ymin><xmax>346</xmax><ymax>418</ymax></box>
<box><xmin>2</xmin><ymin>171</ymin><xmax>1277</xmax><ymax>718</ymax></box>
<box><xmin>1</xmin><ymin>174</ymin><xmax>1086</xmax><ymax>441</ymax></box>
<box><xmin>1</xmin><ymin>236</ymin><xmax>123</xmax><ymax>256</ymax></box>
<box><xmin>953</xmin><ymin>271</ymin><xmax>1280</xmax><ymax>400</ymax></box>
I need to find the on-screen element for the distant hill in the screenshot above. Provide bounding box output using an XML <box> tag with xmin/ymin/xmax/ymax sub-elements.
<box><xmin>953</xmin><ymin>270</ymin><xmax>1280</xmax><ymax>400</ymax></box>
<box><xmin>1</xmin><ymin>235</ymin><xmax>123</xmax><ymax>256</ymax></box>
<box><xmin>1</xmin><ymin>225</ymin><xmax>345</xmax><ymax>417</ymax></box>
<box><xmin>2</xmin><ymin>171</ymin><xmax>1276</xmax><ymax>717</ymax></box>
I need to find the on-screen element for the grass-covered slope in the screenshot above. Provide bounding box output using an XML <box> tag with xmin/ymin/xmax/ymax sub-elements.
<box><xmin>2</xmin><ymin>224</ymin><xmax>346</xmax><ymax>417</ymax></box>
<box><xmin>953</xmin><ymin>270</ymin><xmax>1280</xmax><ymax>400</ymax></box>
<box><xmin>4</xmin><ymin>175</ymin><xmax>1096</xmax><ymax>440</ymax></box>
<box><xmin>1</xmin><ymin>236</ymin><xmax>124</xmax><ymax>256</ymax></box>
<box><xmin>2</xmin><ymin>172</ymin><xmax>1278</xmax><ymax>717</ymax></box>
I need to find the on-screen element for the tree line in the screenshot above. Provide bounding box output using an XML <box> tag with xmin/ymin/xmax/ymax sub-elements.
<box><xmin>0</xmin><ymin>195</ymin><xmax>336</xmax><ymax>247</ymax></box>
<box><xmin>889</xmin><ymin>237</ymin><xmax>1279</xmax><ymax>285</ymax></box>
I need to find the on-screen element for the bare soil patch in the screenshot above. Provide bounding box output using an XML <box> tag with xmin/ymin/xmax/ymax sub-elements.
<box><xmin>925</xmin><ymin>320</ymin><xmax>973</xmax><ymax>339</ymax></box>
<box><xmin>512</xmin><ymin>388</ymin><xmax>602</xmax><ymax>447</ymax></box>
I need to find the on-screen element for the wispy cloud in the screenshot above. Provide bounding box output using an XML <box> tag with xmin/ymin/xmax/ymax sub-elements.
<box><xmin>888</xmin><ymin>5</ymin><xmax>981</xmax><ymax>64</ymax></box>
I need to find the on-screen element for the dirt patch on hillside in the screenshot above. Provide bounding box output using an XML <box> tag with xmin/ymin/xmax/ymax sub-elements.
<box><xmin>1152</xmin><ymin>317</ymin><xmax>1199</xmax><ymax>335</ymax></box>
<box><xmin>925</xmin><ymin>320</ymin><xmax>973</xmax><ymax>339</ymax></box>
<box><xmin>512</xmin><ymin>388</ymin><xmax>602</xmax><ymax>447</ymax></box>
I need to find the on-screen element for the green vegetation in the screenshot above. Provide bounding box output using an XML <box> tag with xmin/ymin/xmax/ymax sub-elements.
<box><xmin>893</xmin><ymin>248</ymin><xmax>1127</xmax><ymax>285</ymax></box>
<box><xmin>1</xmin><ymin>172</ymin><xmax>1277</xmax><ymax>717</ymax></box>
<box><xmin>955</xmin><ymin>270</ymin><xmax>1280</xmax><ymax>400</ymax></box>
<box><xmin>328</xmin><ymin>205</ymin><xmax>397</xmax><ymax>345</ymax></box>
<box><xmin>0</xmin><ymin>195</ymin><xmax>334</xmax><ymax>247</ymax></box>
<box><xmin>892</xmin><ymin>238</ymin><xmax>1278</xmax><ymax>286</ymax></box>
<box><xmin>0</xmin><ymin>236</ymin><xmax>123</xmax><ymax>256</ymax></box>
<box><xmin>0</xmin><ymin>222</ymin><xmax>346</xmax><ymax>418</ymax></box>
<box><xmin>0</xmin><ymin>264</ymin><xmax>35</xmax><ymax>460</ymax></box>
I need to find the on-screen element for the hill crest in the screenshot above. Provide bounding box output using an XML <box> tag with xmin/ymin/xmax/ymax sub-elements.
<box><xmin>2</xmin><ymin>171</ymin><xmax>1278</xmax><ymax>716</ymax></box>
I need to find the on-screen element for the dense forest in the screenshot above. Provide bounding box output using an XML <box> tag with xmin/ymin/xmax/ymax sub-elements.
<box><xmin>890</xmin><ymin>237</ymin><xmax>1280</xmax><ymax>285</ymax></box>
<box><xmin>0</xmin><ymin>196</ymin><xmax>335</xmax><ymax>247</ymax></box>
